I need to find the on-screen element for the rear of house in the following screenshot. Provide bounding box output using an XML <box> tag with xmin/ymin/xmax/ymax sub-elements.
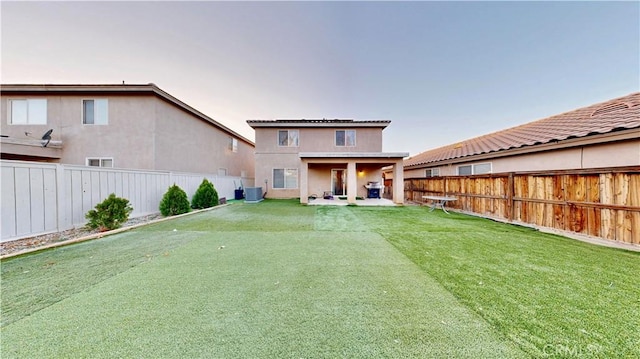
<box><xmin>247</xmin><ymin>119</ymin><xmax>408</xmax><ymax>204</ymax></box>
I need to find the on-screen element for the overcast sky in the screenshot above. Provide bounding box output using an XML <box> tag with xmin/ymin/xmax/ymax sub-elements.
<box><xmin>2</xmin><ymin>1</ymin><xmax>638</xmax><ymax>156</ymax></box>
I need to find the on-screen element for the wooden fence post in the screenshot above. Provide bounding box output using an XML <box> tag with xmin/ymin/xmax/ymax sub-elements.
<box><xmin>507</xmin><ymin>172</ymin><xmax>514</xmax><ymax>221</ymax></box>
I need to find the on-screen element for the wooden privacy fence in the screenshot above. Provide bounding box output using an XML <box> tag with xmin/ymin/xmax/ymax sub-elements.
<box><xmin>1</xmin><ymin>160</ymin><xmax>254</xmax><ymax>242</ymax></box>
<box><xmin>405</xmin><ymin>167</ymin><xmax>640</xmax><ymax>245</ymax></box>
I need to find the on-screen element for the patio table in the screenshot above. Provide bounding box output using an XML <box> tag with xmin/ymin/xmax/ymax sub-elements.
<box><xmin>422</xmin><ymin>195</ymin><xmax>457</xmax><ymax>214</ymax></box>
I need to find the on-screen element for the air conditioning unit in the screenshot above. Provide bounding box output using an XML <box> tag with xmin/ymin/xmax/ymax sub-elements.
<box><xmin>244</xmin><ymin>187</ymin><xmax>263</xmax><ymax>203</ymax></box>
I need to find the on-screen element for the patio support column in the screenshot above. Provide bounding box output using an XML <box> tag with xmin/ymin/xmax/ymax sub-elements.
<box><xmin>347</xmin><ymin>161</ymin><xmax>357</xmax><ymax>204</ymax></box>
<box><xmin>300</xmin><ymin>160</ymin><xmax>309</xmax><ymax>204</ymax></box>
<box><xmin>393</xmin><ymin>159</ymin><xmax>404</xmax><ymax>204</ymax></box>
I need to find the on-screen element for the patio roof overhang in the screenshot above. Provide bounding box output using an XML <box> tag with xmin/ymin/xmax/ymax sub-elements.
<box><xmin>299</xmin><ymin>152</ymin><xmax>409</xmax><ymax>159</ymax></box>
<box><xmin>298</xmin><ymin>152</ymin><xmax>408</xmax><ymax>205</ymax></box>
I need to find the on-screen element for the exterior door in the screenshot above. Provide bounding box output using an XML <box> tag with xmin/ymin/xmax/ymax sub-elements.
<box><xmin>331</xmin><ymin>169</ymin><xmax>346</xmax><ymax>196</ymax></box>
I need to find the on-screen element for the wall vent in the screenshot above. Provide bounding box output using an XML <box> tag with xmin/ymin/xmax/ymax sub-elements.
<box><xmin>591</xmin><ymin>103</ymin><xmax>629</xmax><ymax>117</ymax></box>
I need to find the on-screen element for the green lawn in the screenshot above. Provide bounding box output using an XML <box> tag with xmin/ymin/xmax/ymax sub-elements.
<box><xmin>2</xmin><ymin>200</ymin><xmax>638</xmax><ymax>358</ymax></box>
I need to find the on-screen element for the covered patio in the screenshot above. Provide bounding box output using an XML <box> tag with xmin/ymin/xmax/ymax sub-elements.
<box><xmin>307</xmin><ymin>197</ymin><xmax>396</xmax><ymax>206</ymax></box>
<box><xmin>298</xmin><ymin>152</ymin><xmax>408</xmax><ymax>205</ymax></box>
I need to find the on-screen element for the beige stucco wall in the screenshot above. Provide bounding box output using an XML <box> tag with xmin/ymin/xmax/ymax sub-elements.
<box><xmin>1</xmin><ymin>93</ymin><xmax>255</xmax><ymax>176</ymax></box>
<box><xmin>403</xmin><ymin>138</ymin><xmax>640</xmax><ymax>178</ymax></box>
<box><xmin>1</xmin><ymin>95</ymin><xmax>157</xmax><ymax>168</ymax></box>
<box><xmin>582</xmin><ymin>140</ymin><xmax>640</xmax><ymax>168</ymax></box>
<box><xmin>254</xmin><ymin>127</ymin><xmax>383</xmax><ymax>153</ymax></box>
<box><xmin>253</xmin><ymin>126</ymin><xmax>387</xmax><ymax>199</ymax></box>
<box><xmin>153</xmin><ymin>100</ymin><xmax>254</xmax><ymax>176</ymax></box>
<box><xmin>254</xmin><ymin>152</ymin><xmax>300</xmax><ymax>199</ymax></box>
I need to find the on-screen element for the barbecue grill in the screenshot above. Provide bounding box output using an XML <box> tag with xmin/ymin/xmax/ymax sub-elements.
<box><xmin>364</xmin><ymin>181</ymin><xmax>383</xmax><ymax>199</ymax></box>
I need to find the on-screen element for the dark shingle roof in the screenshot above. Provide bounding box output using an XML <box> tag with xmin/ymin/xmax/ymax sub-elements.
<box><xmin>405</xmin><ymin>92</ymin><xmax>640</xmax><ymax>167</ymax></box>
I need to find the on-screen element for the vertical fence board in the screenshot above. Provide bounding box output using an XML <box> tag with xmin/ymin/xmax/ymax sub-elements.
<box><xmin>553</xmin><ymin>174</ymin><xmax>566</xmax><ymax>231</ymax></box>
<box><xmin>614</xmin><ymin>174</ymin><xmax>631</xmax><ymax>242</ymax></box>
<box><xmin>630</xmin><ymin>175</ymin><xmax>640</xmax><ymax>244</ymax></box>
<box><xmin>600</xmin><ymin>173</ymin><xmax>615</xmax><ymax>240</ymax></box>
<box><xmin>527</xmin><ymin>175</ymin><xmax>536</xmax><ymax>224</ymax></box>
<box><xmin>586</xmin><ymin>175</ymin><xmax>601</xmax><ymax>238</ymax></box>
<box><xmin>566</xmin><ymin>175</ymin><xmax>587</xmax><ymax>233</ymax></box>
<box><xmin>543</xmin><ymin>176</ymin><xmax>554</xmax><ymax>228</ymax></box>
<box><xmin>534</xmin><ymin>176</ymin><xmax>545</xmax><ymax>227</ymax></box>
<box><xmin>513</xmin><ymin>175</ymin><xmax>523</xmax><ymax>222</ymax></box>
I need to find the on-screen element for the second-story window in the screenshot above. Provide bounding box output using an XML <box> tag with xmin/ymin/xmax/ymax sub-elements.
<box><xmin>229</xmin><ymin>137</ymin><xmax>238</xmax><ymax>152</ymax></box>
<box><xmin>278</xmin><ymin>130</ymin><xmax>299</xmax><ymax>147</ymax></box>
<box><xmin>83</xmin><ymin>99</ymin><xmax>108</xmax><ymax>125</ymax></box>
<box><xmin>9</xmin><ymin>99</ymin><xmax>47</xmax><ymax>124</ymax></box>
<box><xmin>336</xmin><ymin>130</ymin><xmax>356</xmax><ymax>147</ymax></box>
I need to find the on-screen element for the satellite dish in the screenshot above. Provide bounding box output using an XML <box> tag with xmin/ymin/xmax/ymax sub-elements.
<box><xmin>41</xmin><ymin>129</ymin><xmax>53</xmax><ymax>147</ymax></box>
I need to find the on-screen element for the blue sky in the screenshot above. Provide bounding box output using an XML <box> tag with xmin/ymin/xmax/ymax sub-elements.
<box><xmin>2</xmin><ymin>1</ymin><xmax>638</xmax><ymax>156</ymax></box>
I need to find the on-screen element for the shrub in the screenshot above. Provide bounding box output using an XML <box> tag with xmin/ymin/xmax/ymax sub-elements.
<box><xmin>85</xmin><ymin>193</ymin><xmax>133</xmax><ymax>231</ymax></box>
<box><xmin>159</xmin><ymin>184</ymin><xmax>190</xmax><ymax>216</ymax></box>
<box><xmin>191</xmin><ymin>178</ymin><xmax>219</xmax><ymax>209</ymax></box>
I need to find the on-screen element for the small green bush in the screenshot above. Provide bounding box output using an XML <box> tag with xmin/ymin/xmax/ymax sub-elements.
<box><xmin>159</xmin><ymin>184</ymin><xmax>191</xmax><ymax>216</ymax></box>
<box><xmin>191</xmin><ymin>178</ymin><xmax>219</xmax><ymax>209</ymax></box>
<box><xmin>85</xmin><ymin>193</ymin><xmax>133</xmax><ymax>231</ymax></box>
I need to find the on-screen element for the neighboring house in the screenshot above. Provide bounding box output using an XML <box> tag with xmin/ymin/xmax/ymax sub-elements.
<box><xmin>1</xmin><ymin>84</ymin><xmax>254</xmax><ymax>177</ymax></box>
<box><xmin>404</xmin><ymin>92</ymin><xmax>640</xmax><ymax>177</ymax></box>
<box><xmin>247</xmin><ymin>119</ymin><xmax>408</xmax><ymax>204</ymax></box>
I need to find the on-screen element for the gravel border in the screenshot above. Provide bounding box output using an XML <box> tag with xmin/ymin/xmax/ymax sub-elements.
<box><xmin>0</xmin><ymin>204</ymin><xmax>230</xmax><ymax>259</ymax></box>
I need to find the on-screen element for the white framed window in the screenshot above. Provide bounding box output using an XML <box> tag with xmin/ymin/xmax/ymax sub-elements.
<box><xmin>473</xmin><ymin>163</ymin><xmax>492</xmax><ymax>174</ymax></box>
<box><xmin>458</xmin><ymin>165</ymin><xmax>472</xmax><ymax>175</ymax></box>
<box><xmin>457</xmin><ymin>163</ymin><xmax>492</xmax><ymax>175</ymax></box>
<box><xmin>278</xmin><ymin>130</ymin><xmax>299</xmax><ymax>147</ymax></box>
<box><xmin>83</xmin><ymin>99</ymin><xmax>108</xmax><ymax>125</ymax></box>
<box><xmin>87</xmin><ymin>158</ymin><xmax>113</xmax><ymax>168</ymax></box>
<box><xmin>8</xmin><ymin>99</ymin><xmax>47</xmax><ymax>124</ymax></box>
<box><xmin>229</xmin><ymin>137</ymin><xmax>238</xmax><ymax>152</ymax></box>
<box><xmin>336</xmin><ymin>130</ymin><xmax>356</xmax><ymax>147</ymax></box>
<box><xmin>425</xmin><ymin>168</ymin><xmax>440</xmax><ymax>177</ymax></box>
<box><xmin>273</xmin><ymin>168</ymin><xmax>298</xmax><ymax>189</ymax></box>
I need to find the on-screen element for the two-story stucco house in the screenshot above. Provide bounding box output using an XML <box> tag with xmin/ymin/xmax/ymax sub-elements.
<box><xmin>1</xmin><ymin>84</ymin><xmax>254</xmax><ymax>177</ymax></box>
<box><xmin>247</xmin><ymin>119</ymin><xmax>408</xmax><ymax>204</ymax></box>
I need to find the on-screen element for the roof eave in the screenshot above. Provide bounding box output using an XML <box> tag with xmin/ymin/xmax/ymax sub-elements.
<box><xmin>405</xmin><ymin>128</ymin><xmax>640</xmax><ymax>168</ymax></box>
<box><xmin>248</xmin><ymin>120</ymin><xmax>391</xmax><ymax>129</ymax></box>
<box><xmin>0</xmin><ymin>84</ymin><xmax>255</xmax><ymax>147</ymax></box>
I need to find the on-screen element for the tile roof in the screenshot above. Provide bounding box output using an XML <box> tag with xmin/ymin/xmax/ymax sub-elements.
<box><xmin>405</xmin><ymin>92</ymin><xmax>640</xmax><ymax>167</ymax></box>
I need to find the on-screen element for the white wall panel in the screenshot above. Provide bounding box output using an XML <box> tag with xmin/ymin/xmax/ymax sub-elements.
<box><xmin>1</xmin><ymin>166</ymin><xmax>17</xmax><ymax>238</ymax></box>
<box><xmin>14</xmin><ymin>167</ymin><xmax>31</xmax><ymax>236</ymax></box>
<box><xmin>29</xmin><ymin>169</ymin><xmax>45</xmax><ymax>233</ymax></box>
<box><xmin>43</xmin><ymin>168</ymin><xmax>57</xmax><ymax>231</ymax></box>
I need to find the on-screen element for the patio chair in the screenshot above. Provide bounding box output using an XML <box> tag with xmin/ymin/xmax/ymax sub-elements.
<box><xmin>323</xmin><ymin>191</ymin><xmax>334</xmax><ymax>200</ymax></box>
